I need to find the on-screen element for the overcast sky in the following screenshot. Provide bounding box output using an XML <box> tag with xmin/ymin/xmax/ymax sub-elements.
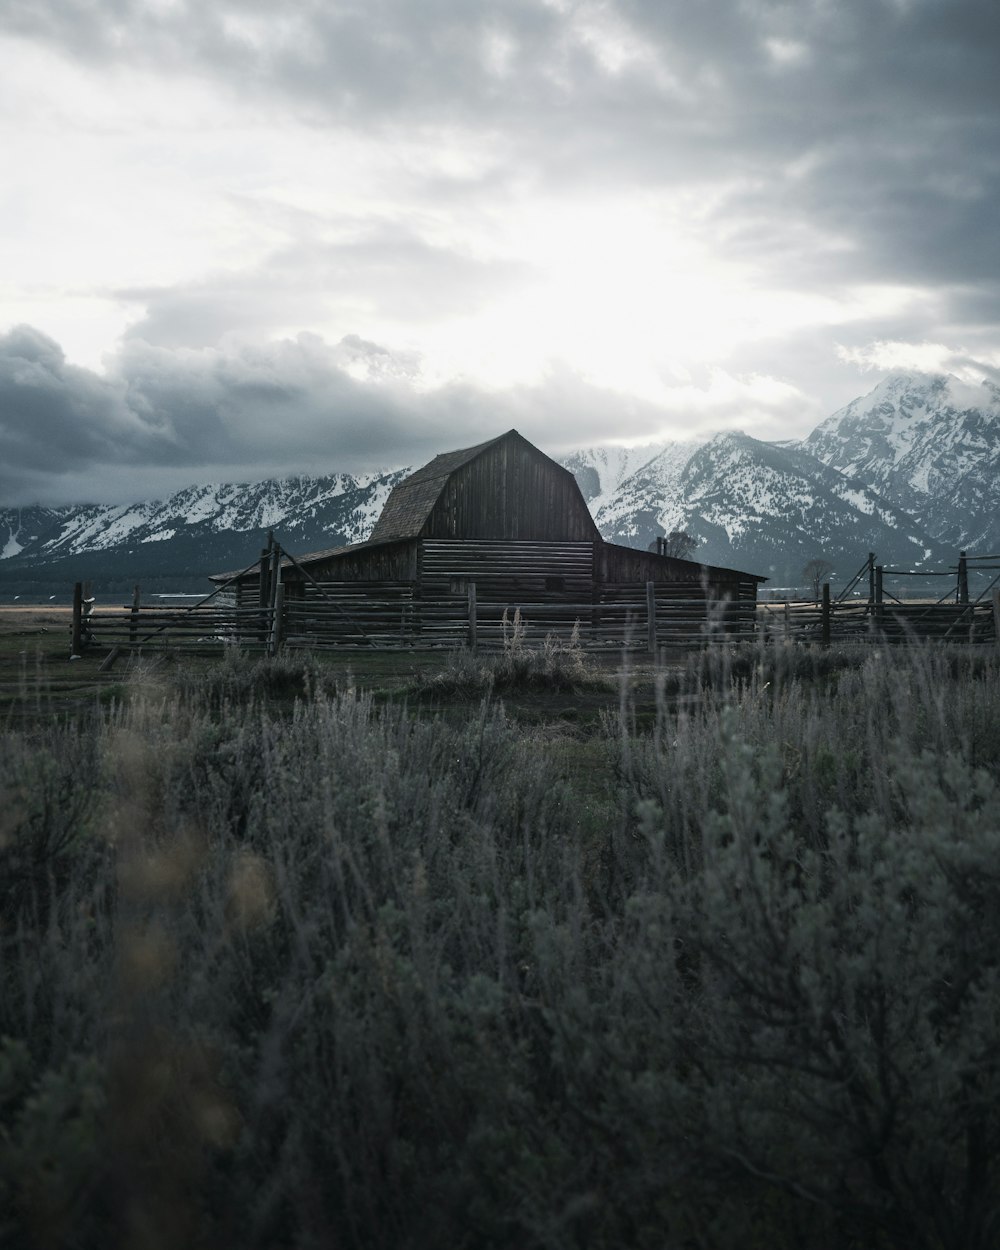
<box><xmin>2</xmin><ymin>0</ymin><xmax>999</xmax><ymax>504</ymax></box>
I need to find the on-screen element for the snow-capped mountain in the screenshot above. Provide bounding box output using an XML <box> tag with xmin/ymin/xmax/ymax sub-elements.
<box><xmin>1</xmin><ymin>505</ymin><xmax>75</xmax><ymax>560</ymax></box>
<box><xmin>802</xmin><ymin>373</ymin><xmax>1000</xmax><ymax>551</ymax></box>
<box><xmin>561</xmin><ymin>441</ymin><xmax>676</xmax><ymax>503</ymax></box>
<box><xmin>568</xmin><ymin>440</ymin><xmax>707</xmax><ymax>546</ymax></box>
<box><xmin>9</xmin><ymin>471</ymin><xmax>405</xmax><ymax>559</ymax></box>
<box><xmin>669</xmin><ymin>432</ymin><xmax>938</xmax><ymax>582</ymax></box>
<box><xmin>0</xmin><ymin>469</ymin><xmax>408</xmax><ymax>594</ymax></box>
<box><xmin>2</xmin><ymin>371</ymin><xmax>996</xmax><ymax>597</ymax></box>
<box><xmin>558</xmin><ymin>372</ymin><xmax>998</xmax><ymax>582</ymax></box>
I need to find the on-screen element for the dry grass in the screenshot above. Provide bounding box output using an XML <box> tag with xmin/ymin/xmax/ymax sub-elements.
<box><xmin>3</xmin><ymin>643</ymin><xmax>1000</xmax><ymax>1248</ymax></box>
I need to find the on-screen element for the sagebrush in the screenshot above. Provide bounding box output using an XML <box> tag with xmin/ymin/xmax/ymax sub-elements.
<box><xmin>2</xmin><ymin>643</ymin><xmax>1000</xmax><ymax>1249</ymax></box>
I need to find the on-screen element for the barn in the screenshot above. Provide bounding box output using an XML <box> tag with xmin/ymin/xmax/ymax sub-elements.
<box><xmin>210</xmin><ymin>429</ymin><xmax>765</xmax><ymax>648</ymax></box>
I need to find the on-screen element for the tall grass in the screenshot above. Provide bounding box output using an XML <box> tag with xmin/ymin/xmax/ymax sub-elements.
<box><xmin>2</xmin><ymin>641</ymin><xmax>1000</xmax><ymax>1249</ymax></box>
<box><xmin>413</xmin><ymin>613</ymin><xmax>605</xmax><ymax>696</ymax></box>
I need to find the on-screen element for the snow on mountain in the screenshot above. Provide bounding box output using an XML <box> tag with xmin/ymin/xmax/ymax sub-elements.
<box><xmin>802</xmin><ymin>372</ymin><xmax>1000</xmax><ymax>550</ymax></box>
<box><xmin>0</xmin><ymin>506</ymin><xmax>74</xmax><ymax>560</ymax></box>
<box><xmin>0</xmin><ymin>469</ymin><xmax>410</xmax><ymax>593</ymax></box>
<box><xmin>17</xmin><ymin>471</ymin><xmax>407</xmax><ymax>559</ymax></box>
<box><xmin>577</xmin><ymin>441</ymin><xmax>707</xmax><ymax>544</ymax></box>
<box><xmin>561</xmin><ymin>441</ymin><xmax>674</xmax><ymax>502</ymax></box>
<box><xmin>3</xmin><ymin>371</ymin><xmax>996</xmax><ymax>597</ymax></box>
<box><xmin>562</xmin><ymin>373</ymin><xmax>999</xmax><ymax>581</ymax></box>
<box><xmin>563</xmin><ymin>427</ymin><xmax>939</xmax><ymax>581</ymax></box>
<box><xmin>671</xmin><ymin>433</ymin><xmax>938</xmax><ymax>583</ymax></box>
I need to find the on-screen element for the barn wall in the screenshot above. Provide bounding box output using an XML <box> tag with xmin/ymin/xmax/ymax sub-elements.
<box><xmin>289</xmin><ymin>540</ymin><xmax>418</xmax><ymax>584</ymax></box>
<box><xmin>226</xmin><ymin>540</ymin><xmax>418</xmax><ymax>602</ymax></box>
<box><xmin>599</xmin><ymin>543</ymin><xmax>760</xmax><ymax>601</ymax></box>
<box><xmin>419</xmin><ymin>539</ymin><xmax>595</xmax><ymax>601</ymax></box>
<box><xmin>422</xmin><ymin>437</ymin><xmax>599</xmax><ymax>542</ymax></box>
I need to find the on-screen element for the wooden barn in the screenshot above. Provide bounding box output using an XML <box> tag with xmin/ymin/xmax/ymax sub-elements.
<box><xmin>210</xmin><ymin>430</ymin><xmax>765</xmax><ymax>648</ymax></box>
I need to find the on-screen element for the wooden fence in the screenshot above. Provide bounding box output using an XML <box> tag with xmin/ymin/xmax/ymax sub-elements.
<box><xmin>70</xmin><ymin>543</ymin><xmax>1000</xmax><ymax>658</ymax></box>
<box><xmin>73</xmin><ymin>581</ymin><xmax>999</xmax><ymax>658</ymax></box>
<box><xmin>757</xmin><ymin>595</ymin><xmax>999</xmax><ymax>646</ymax></box>
<box><xmin>77</xmin><ymin>582</ymin><xmax>756</xmax><ymax>656</ymax></box>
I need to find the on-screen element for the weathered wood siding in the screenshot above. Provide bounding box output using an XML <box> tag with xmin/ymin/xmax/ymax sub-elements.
<box><xmin>419</xmin><ymin>540</ymin><xmax>595</xmax><ymax>600</ymax></box>
<box><xmin>599</xmin><ymin>542</ymin><xmax>760</xmax><ymax>602</ymax></box>
<box><xmin>291</xmin><ymin>539</ymin><xmax>418</xmax><ymax>585</ymax></box>
<box><xmin>422</xmin><ymin>436</ymin><xmax>600</xmax><ymax>542</ymax></box>
<box><xmin>418</xmin><ymin>539</ymin><xmax>593</xmax><ymax>646</ymax></box>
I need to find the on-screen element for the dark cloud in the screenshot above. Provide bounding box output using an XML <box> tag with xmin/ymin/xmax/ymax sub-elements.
<box><xmin>0</xmin><ymin>324</ymin><xmax>672</xmax><ymax>504</ymax></box>
<box><xmin>0</xmin><ymin>325</ymin><xmax>164</xmax><ymax>492</ymax></box>
<box><xmin>5</xmin><ymin>315</ymin><xmax>996</xmax><ymax>505</ymax></box>
<box><xmin>11</xmin><ymin>0</ymin><xmax>1000</xmax><ymax>312</ymax></box>
<box><xmin>12</xmin><ymin>2</ymin><xmax>998</xmax><ymax>151</ymax></box>
<box><xmin>3</xmin><ymin>0</ymin><xmax>999</xmax><ymax>474</ymax></box>
<box><xmin>0</xmin><ymin>324</ymin><xmax>413</xmax><ymax>501</ymax></box>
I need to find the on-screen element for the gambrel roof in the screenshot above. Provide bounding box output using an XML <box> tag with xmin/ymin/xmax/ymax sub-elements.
<box><xmin>368</xmin><ymin>432</ymin><xmax>513</xmax><ymax>541</ymax></box>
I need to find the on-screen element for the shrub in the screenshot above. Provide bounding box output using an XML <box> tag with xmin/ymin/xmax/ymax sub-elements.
<box><xmin>2</xmin><ymin>645</ymin><xmax>1000</xmax><ymax>1248</ymax></box>
<box><xmin>620</xmin><ymin>717</ymin><xmax>1000</xmax><ymax>1250</ymax></box>
<box><xmin>168</xmin><ymin>648</ymin><xmax>335</xmax><ymax>707</ymax></box>
<box><xmin>415</xmin><ymin>614</ymin><xmax>605</xmax><ymax>696</ymax></box>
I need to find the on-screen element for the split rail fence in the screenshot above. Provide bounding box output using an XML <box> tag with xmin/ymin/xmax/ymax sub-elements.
<box><xmin>71</xmin><ymin>544</ymin><xmax>1000</xmax><ymax>659</ymax></box>
<box><xmin>74</xmin><ymin>582</ymin><xmax>756</xmax><ymax>657</ymax></box>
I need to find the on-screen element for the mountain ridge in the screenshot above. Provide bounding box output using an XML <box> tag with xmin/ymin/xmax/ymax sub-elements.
<box><xmin>2</xmin><ymin>372</ymin><xmax>996</xmax><ymax>596</ymax></box>
<box><xmin>800</xmin><ymin>372</ymin><xmax>1000</xmax><ymax>551</ymax></box>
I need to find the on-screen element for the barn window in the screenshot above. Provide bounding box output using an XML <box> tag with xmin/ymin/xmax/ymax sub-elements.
<box><xmin>545</xmin><ymin>576</ymin><xmax>565</xmax><ymax>591</ymax></box>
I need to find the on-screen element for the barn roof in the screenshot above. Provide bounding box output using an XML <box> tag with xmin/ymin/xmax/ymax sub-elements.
<box><xmin>368</xmin><ymin>431</ymin><xmax>512</xmax><ymax>541</ymax></box>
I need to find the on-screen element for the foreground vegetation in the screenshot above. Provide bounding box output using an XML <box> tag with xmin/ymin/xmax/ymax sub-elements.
<box><xmin>2</xmin><ymin>641</ymin><xmax>1000</xmax><ymax>1249</ymax></box>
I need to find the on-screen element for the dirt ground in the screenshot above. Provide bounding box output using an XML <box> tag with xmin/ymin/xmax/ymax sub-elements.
<box><xmin>0</xmin><ymin>606</ymin><xmax>111</xmax><ymax>719</ymax></box>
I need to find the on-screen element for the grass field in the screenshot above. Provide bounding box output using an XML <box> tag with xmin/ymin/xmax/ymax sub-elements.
<box><xmin>0</xmin><ymin>605</ymin><xmax>653</xmax><ymax>727</ymax></box>
<box><xmin>3</xmin><ymin>618</ymin><xmax>1000</xmax><ymax>1249</ymax></box>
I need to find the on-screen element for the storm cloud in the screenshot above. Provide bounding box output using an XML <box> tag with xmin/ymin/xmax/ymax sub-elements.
<box><xmin>2</xmin><ymin>0</ymin><xmax>998</xmax><ymax>502</ymax></box>
<box><xmin>0</xmin><ymin>324</ymin><xmax>687</xmax><ymax>504</ymax></box>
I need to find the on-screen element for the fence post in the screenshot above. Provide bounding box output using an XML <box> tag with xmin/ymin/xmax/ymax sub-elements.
<box><xmin>821</xmin><ymin>582</ymin><xmax>831</xmax><ymax>648</ymax></box>
<box><xmin>129</xmin><ymin>584</ymin><xmax>140</xmax><ymax>645</ymax></box>
<box><xmin>269</xmin><ymin>546</ymin><xmax>281</xmax><ymax>614</ymax></box>
<box><xmin>258</xmin><ymin>547</ymin><xmax>270</xmax><ymax>645</ymax></box>
<box><xmin>867</xmin><ymin>551</ymin><xmax>876</xmax><ymax>610</ymax></box>
<box><xmin>992</xmin><ymin>588</ymin><xmax>1000</xmax><ymax>649</ymax></box>
<box><xmin>467</xmin><ymin>582</ymin><xmax>477</xmax><ymax>650</ymax></box>
<box><xmin>875</xmin><ymin>565</ymin><xmax>884</xmax><ymax>621</ymax></box>
<box><xmin>99</xmin><ymin>646</ymin><xmax>121</xmax><ymax>673</ymax></box>
<box><xmin>958</xmin><ymin>550</ymin><xmax>969</xmax><ymax>604</ymax></box>
<box><xmin>270</xmin><ymin>582</ymin><xmax>284</xmax><ymax>655</ymax></box>
<box><xmin>264</xmin><ymin>545</ymin><xmax>281</xmax><ymax>654</ymax></box>
<box><xmin>646</xmin><ymin>581</ymin><xmax>656</xmax><ymax>655</ymax></box>
<box><xmin>71</xmin><ymin>581</ymin><xmax>83</xmax><ymax>655</ymax></box>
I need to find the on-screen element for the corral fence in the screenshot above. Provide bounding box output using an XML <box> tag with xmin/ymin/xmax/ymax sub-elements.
<box><xmin>71</xmin><ymin>544</ymin><xmax>1000</xmax><ymax>660</ymax></box>
<box><xmin>73</xmin><ymin>579</ymin><xmax>756</xmax><ymax>658</ymax></box>
<box><xmin>759</xmin><ymin>550</ymin><xmax>1000</xmax><ymax>647</ymax></box>
<box><xmin>70</xmin><ymin>540</ymin><xmax>755</xmax><ymax>660</ymax></box>
<box><xmin>283</xmin><ymin>583</ymin><xmax>755</xmax><ymax>651</ymax></box>
<box><xmin>758</xmin><ymin>594</ymin><xmax>998</xmax><ymax>646</ymax></box>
